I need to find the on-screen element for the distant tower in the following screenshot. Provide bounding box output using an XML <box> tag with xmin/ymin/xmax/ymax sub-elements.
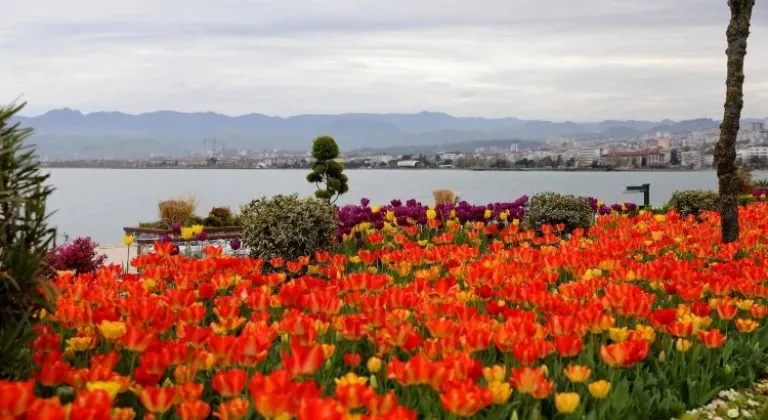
<box><xmin>510</xmin><ymin>142</ymin><xmax>519</xmax><ymax>152</ymax></box>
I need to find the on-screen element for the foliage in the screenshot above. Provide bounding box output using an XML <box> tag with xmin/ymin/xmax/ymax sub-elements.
<box><xmin>306</xmin><ymin>135</ymin><xmax>349</xmax><ymax>203</ymax></box>
<box><xmin>183</xmin><ymin>215</ymin><xmax>206</xmax><ymax>227</ymax></box>
<box><xmin>737</xmin><ymin>164</ymin><xmax>755</xmax><ymax>194</ymax></box>
<box><xmin>44</xmin><ymin>236</ymin><xmax>107</xmax><ymax>275</ymax></box>
<box><xmin>209</xmin><ymin>206</ymin><xmax>233</xmax><ymax>223</ymax></box>
<box><xmin>240</xmin><ymin>194</ymin><xmax>338</xmax><ymax>260</ymax></box>
<box><xmin>523</xmin><ymin>192</ymin><xmax>595</xmax><ymax>232</ymax></box>
<box><xmin>0</xmin><ymin>101</ymin><xmax>57</xmax><ymax>380</ymax></box>
<box><xmin>668</xmin><ymin>190</ymin><xmax>720</xmax><ymax>217</ymax></box>
<box><xmin>157</xmin><ymin>195</ymin><xmax>197</xmax><ymax>227</ymax></box>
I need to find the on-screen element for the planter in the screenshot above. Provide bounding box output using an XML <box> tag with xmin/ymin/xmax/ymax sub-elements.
<box><xmin>123</xmin><ymin>226</ymin><xmax>243</xmax><ymax>255</ymax></box>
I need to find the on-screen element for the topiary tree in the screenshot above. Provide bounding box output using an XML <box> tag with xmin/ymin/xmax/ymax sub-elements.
<box><xmin>0</xmin><ymin>101</ymin><xmax>58</xmax><ymax>379</ymax></box>
<box><xmin>240</xmin><ymin>194</ymin><xmax>338</xmax><ymax>261</ymax></box>
<box><xmin>306</xmin><ymin>135</ymin><xmax>348</xmax><ymax>204</ymax></box>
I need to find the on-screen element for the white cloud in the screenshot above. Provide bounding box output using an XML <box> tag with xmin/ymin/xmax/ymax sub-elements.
<box><xmin>1</xmin><ymin>0</ymin><xmax>767</xmax><ymax>120</ymax></box>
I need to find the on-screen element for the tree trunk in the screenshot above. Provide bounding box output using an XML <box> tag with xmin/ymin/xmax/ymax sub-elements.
<box><xmin>715</xmin><ymin>0</ymin><xmax>755</xmax><ymax>243</ymax></box>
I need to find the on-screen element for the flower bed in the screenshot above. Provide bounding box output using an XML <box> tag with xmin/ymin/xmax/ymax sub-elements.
<box><xmin>6</xmin><ymin>203</ymin><xmax>768</xmax><ymax>418</ymax></box>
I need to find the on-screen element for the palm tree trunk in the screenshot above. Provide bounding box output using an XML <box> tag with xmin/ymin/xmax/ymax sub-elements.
<box><xmin>715</xmin><ymin>0</ymin><xmax>755</xmax><ymax>243</ymax></box>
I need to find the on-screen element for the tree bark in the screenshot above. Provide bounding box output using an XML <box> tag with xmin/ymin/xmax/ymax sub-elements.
<box><xmin>715</xmin><ymin>0</ymin><xmax>755</xmax><ymax>243</ymax></box>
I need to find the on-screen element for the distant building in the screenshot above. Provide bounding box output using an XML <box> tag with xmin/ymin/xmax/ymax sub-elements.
<box><xmin>601</xmin><ymin>149</ymin><xmax>665</xmax><ymax>167</ymax></box>
<box><xmin>396</xmin><ymin>160</ymin><xmax>423</xmax><ymax>168</ymax></box>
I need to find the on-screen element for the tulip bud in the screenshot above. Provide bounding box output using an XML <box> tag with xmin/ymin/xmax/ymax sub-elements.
<box><xmin>367</xmin><ymin>357</ymin><xmax>383</xmax><ymax>373</ymax></box>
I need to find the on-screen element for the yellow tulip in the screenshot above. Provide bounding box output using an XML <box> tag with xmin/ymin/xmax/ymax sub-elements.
<box><xmin>555</xmin><ymin>392</ymin><xmax>580</xmax><ymax>413</ymax></box>
<box><xmin>482</xmin><ymin>365</ymin><xmax>507</xmax><ymax>383</ymax></box>
<box><xmin>122</xmin><ymin>234</ymin><xmax>134</xmax><ymax>246</ymax></box>
<box><xmin>367</xmin><ymin>357</ymin><xmax>383</xmax><ymax>373</ymax></box>
<box><xmin>588</xmin><ymin>380</ymin><xmax>611</xmax><ymax>399</ymax></box>
<box><xmin>608</xmin><ymin>327</ymin><xmax>630</xmax><ymax>343</ymax></box>
<box><xmin>370</xmin><ymin>205</ymin><xmax>380</xmax><ymax>214</ymax></box>
<box><xmin>191</xmin><ymin>224</ymin><xmax>204</xmax><ymax>235</ymax></box>
<box><xmin>676</xmin><ymin>338</ymin><xmax>693</xmax><ymax>353</ymax></box>
<box><xmin>335</xmin><ymin>372</ymin><xmax>367</xmax><ymax>386</ymax></box>
<box><xmin>488</xmin><ymin>381</ymin><xmax>513</xmax><ymax>404</ymax></box>
<box><xmin>86</xmin><ymin>381</ymin><xmax>123</xmax><ymax>400</ymax></box>
<box><xmin>181</xmin><ymin>227</ymin><xmax>194</xmax><ymax>240</ymax></box>
<box><xmin>97</xmin><ymin>320</ymin><xmax>126</xmax><ymax>340</ymax></box>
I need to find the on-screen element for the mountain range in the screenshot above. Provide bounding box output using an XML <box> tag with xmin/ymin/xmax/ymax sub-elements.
<box><xmin>13</xmin><ymin>109</ymin><xmax>767</xmax><ymax>159</ymax></box>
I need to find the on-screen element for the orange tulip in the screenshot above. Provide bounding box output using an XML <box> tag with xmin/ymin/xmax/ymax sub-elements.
<box><xmin>136</xmin><ymin>385</ymin><xmax>177</xmax><ymax>413</ymax></box>
<box><xmin>281</xmin><ymin>341</ymin><xmax>326</xmax><ymax>378</ymax></box>
<box><xmin>697</xmin><ymin>329</ymin><xmax>727</xmax><ymax>348</ymax></box>
<box><xmin>0</xmin><ymin>380</ymin><xmax>35</xmax><ymax>417</ymax></box>
<box><xmin>177</xmin><ymin>400</ymin><xmax>211</xmax><ymax>420</ymax></box>
<box><xmin>212</xmin><ymin>369</ymin><xmax>248</xmax><ymax>398</ymax></box>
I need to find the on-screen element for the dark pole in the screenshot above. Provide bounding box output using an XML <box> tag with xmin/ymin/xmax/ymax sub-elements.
<box><xmin>643</xmin><ymin>183</ymin><xmax>650</xmax><ymax>208</ymax></box>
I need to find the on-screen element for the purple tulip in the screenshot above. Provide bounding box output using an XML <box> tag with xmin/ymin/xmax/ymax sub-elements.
<box><xmin>230</xmin><ymin>238</ymin><xmax>241</xmax><ymax>250</ymax></box>
<box><xmin>197</xmin><ymin>231</ymin><xmax>208</xmax><ymax>241</ymax></box>
<box><xmin>360</xmin><ymin>198</ymin><xmax>370</xmax><ymax>207</ymax></box>
<box><xmin>172</xmin><ymin>223</ymin><xmax>182</xmax><ymax>234</ymax></box>
<box><xmin>160</xmin><ymin>234</ymin><xmax>172</xmax><ymax>243</ymax></box>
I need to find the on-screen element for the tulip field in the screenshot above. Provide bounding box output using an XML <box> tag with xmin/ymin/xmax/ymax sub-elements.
<box><xmin>6</xmin><ymin>201</ymin><xmax>768</xmax><ymax>419</ymax></box>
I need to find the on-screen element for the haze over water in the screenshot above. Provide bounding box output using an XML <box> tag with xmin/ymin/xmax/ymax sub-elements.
<box><xmin>46</xmin><ymin>168</ymin><xmax>766</xmax><ymax>244</ymax></box>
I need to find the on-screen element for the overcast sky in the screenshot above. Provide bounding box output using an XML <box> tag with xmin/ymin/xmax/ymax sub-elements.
<box><xmin>2</xmin><ymin>0</ymin><xmax>767</xmax><ymax>120</ymax></box>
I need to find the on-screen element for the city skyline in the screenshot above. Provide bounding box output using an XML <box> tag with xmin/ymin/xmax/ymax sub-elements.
<box><xmin>3</xmin><ymin>0</ymin><xmax>768</xmax><ymax>121</ymax></box>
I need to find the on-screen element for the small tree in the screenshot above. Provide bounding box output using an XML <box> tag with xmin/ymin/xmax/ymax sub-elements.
<box><xmin>0</xmin><ymin>101</ymin><xmax>57</xmax><ymax>379</ymax></box>
<box><xmin>306</xmin><ymin>135</ymin><xmax>348</xmax><ymax>203</ymax></box>
<box><xmin>715</xmin><ymin>0</ymin><xmax>755</xmax><ymax>243</ymax></box>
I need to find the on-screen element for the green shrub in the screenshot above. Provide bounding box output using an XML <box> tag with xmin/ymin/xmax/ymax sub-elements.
<box><xmin>139</xmin><ymin>221</ymin><xmax>168</xmax><ymax>229</ymax></box>
<box><xmin>183</xmin><ymin>215</ymin><xmax>206</xmax><ymax>227</ymax></box>
<box><xmin>241</xmin><ymin>194</ymin><xmax>338</xmax><ymax>260</ymax></box>
<box><xmin>667</xmin><ymin>190</ymin><xmax>720</xmax><ymax>217</ymax></box>
<box><xmin>523</xmin><ymin>192</ymin><xmax>595</xmax><ymax>233</ymax></box>
<box><xmin>203</xmin><ymin>215</ymin><xmax>225</xmax><ymax>227</ymax></box>
<box><xmin>739</xmin><ymin>194</ymin><xmax>756</xmax><ymax>207</ymax></box>
<box><xmin>0</xmin><ymin>101</ymin><xmax>57</xmax><ymax>379</ymax></box>
<box><xmin>209</xmin><ymin>206</ymin><xmax>233</xmax><ymax>223</ymax></box>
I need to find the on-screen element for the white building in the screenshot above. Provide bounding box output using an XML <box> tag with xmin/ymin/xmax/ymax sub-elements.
<box><xmin>681</xmin><ymin>150</ymin><xmax>702</xmax><ymax>168</ymax></box>
<box><xmin>573</xmin><ymin>148</ymin><xmax>602</xmax><ymax>166</ymax></box>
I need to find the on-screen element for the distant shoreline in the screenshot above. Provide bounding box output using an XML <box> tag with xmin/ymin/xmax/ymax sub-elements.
<box><xmin>42</xmin><ymin>164</ymin><xmax>716</xmax><ymax>172</ymax></box>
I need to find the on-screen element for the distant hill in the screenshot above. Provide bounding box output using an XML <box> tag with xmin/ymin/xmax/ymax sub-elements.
<box><xmin>12</xmin><ymin>109</ymin><xmax>766</xmax><ymax>159</ymax></box>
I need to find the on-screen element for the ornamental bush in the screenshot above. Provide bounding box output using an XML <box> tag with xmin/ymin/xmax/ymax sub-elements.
<box><xmin>667</xmin><ymin>190</ymin><xmax>719</xmax><ymax>217</ymax></box>
<box><xmin>241</xmin><ymin>194</ymin><xmax>338</xmax><ymax>260</ymax></box>
<box><xmin>44</xmin><ymin>236</ymin><xmax>107</xmax><ymax>275</ymax></box>
<box><xmin>523</xmin><ymin>192</ymin><xmax>594</xmax><ymax>233</ymax></box>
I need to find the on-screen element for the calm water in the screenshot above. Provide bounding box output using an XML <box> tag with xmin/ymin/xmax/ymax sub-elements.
<box><xmin>45</xmin><ymin>168</ymin><xmax>766</xmax><ymax>244</ymax></box>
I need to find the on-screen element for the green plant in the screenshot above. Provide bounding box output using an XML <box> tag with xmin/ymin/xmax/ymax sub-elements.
<box><xmin>183</xmin><ymin>215</ymin><xmax>206</xmax><ymax>227</ymax></box>
<box><xmin>523</xmin><ymin>192</ymin><xmax>594</xmax><ymax>233</ymax></box>
<box><xmin>139</xmin><ymin>220</ymin><xmax>168</xmax><ymax>230</ymax></box>
<box><xmin>739</xmin><ymin>194</ymin><xmax>756</xmax><ymax>206</ymax></box>
<box><xmin>306</xmin><ymin>135</ymin><xmax>349</xmax><ymax>204</ymax></box>
<box><xmin>158</xmin><ymin>195</ymin><xmax>197</xmax><ymax>227</ymax></box>
<box><xmin>754</xmin><ymin>179</ymin><xmax>768</xmax><ymax>189</ymax></box>
<box><xmin>203</xmin><ymin>215</ymin><xmax>225</xmax><ymax>227</ymax></box>
<box><xmin>209</xmin><ymin>206</ymin><xmax>233</xmax><ymax>223</ymax></box>
<box><xmin>667</xmin><ymin>190</ymin><xmax>720</xmax><ymax>217</ymax></box>
<box><xmin>240</xmin><ymin>194</ymin><xmax>338</xmax><ymax>260</ymax></box>
<box><xmin>0</xmin><ymin>101</ymin><xmax>57</xmax><ymax>379</ymax></box>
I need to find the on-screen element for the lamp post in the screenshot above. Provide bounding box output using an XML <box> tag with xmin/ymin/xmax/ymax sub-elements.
<box><xmin>625</xmin><ymin>183</ymin><xmax>651</xmax><ymax>208</ymax></box>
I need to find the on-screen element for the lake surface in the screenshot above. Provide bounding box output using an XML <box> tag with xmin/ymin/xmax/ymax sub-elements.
<box><xmin>45</xmin><ymin>168</ymin><xmax>767</xmax><ymax>244</ymax></box>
